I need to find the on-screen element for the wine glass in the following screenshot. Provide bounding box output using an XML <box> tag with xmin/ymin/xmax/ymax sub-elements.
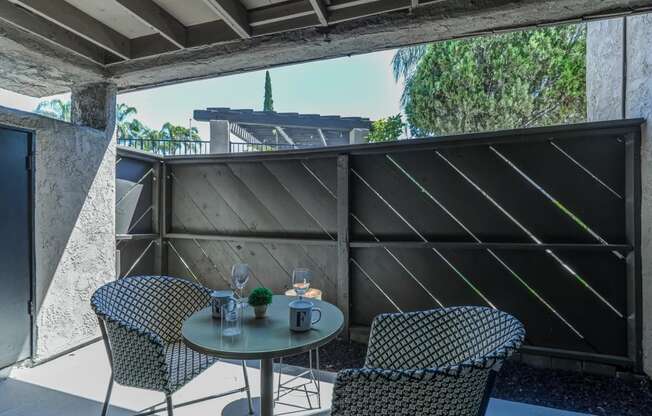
<box><xmin>231</xmin><ymin>263</ymin><xmax>251</xmax><ymax>307</ymax></box>
<box><xmin>292</xmin><ymin>268</ymin><xmax>312</xmax><ymax>300</ymax></box>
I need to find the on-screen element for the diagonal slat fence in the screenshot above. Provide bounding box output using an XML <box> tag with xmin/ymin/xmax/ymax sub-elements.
<box><xmin>116</xmin><ymin>119</ymin><xmax>644</xmax><ymax>371</ymax></box>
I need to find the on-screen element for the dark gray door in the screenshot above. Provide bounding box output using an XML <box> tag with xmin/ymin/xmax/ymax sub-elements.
<box><xmin>0</xmin><ymin>126</ymin><xmax>32</xmax><ymax>369</ymax></box>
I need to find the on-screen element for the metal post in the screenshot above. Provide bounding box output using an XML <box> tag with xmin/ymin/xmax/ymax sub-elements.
<box><xmin>160</xmin><ymin>162</ymin><xmax>170</xmax><ymax>276</ymax></box>
<box><xmin>337</xmin><ymin>154</ymin><xmax>350</xmax><ymax>340</ymax></box>
<box><xmin>624</xmin><ymin>131</ymin><xmax>643</xmax><ymax>372</ymax></box>
<box><xmin>260</xmin><ymin>358</ymin><xmax>274</xmax><ymax>416</ymax></box>
<box><xmin>152</xmin><ymin>160</ymin><xmax>162</xmax><ymax>274</ymax></box>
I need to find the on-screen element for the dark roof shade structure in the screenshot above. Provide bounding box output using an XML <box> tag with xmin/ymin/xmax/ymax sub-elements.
<box><xmin>194</xmin><ymin>107</ymin><xmax>372</xmax><ymax>148</ymax></box>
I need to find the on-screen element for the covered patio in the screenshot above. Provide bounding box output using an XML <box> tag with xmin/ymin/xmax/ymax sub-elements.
<box><xmin>2</xmin><ymin>1</ymin><xmax>652</xmax><ymax>416</ymax></box>
<box><xmin>1</xmin><ymin>341</ymin><xmax>589</xmax><ymax>416</ymax></box>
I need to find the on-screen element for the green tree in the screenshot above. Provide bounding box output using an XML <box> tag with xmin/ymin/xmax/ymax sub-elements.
<box><xmin>116</xmin><ymin>103</ymin><xmax>139</xmax><ymax>140</ymax></box>
<box><xmin>144</xmin><ymin>122</ymin><xmax>202</xmax><ymax>155</ymax></box>
<box><xmin>367</xmin><ymin>114</ymin><xmax>405</xmax><ymax>143</ymax></box>
<box><xmin>394</xmin><ymin>25</ymin><xmax>586</xmax><ymax>136</ymax></box>
<box><xmin>34</xmin><ymin>99</ymin><xmax>71</xmax><ymax>122</ymax></box>
<box><xmin>263</xmin><ymin>70</ymin><xmax>274</xmax><ymax>112</ymax></box>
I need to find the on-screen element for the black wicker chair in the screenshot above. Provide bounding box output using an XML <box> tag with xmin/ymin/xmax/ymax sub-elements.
<box><xmin>91</xmin><ymin>275</ymin><xmax>253</xmax><ymax>416</ymax></box>
<box><xmin>331</xmin><ymin>306</ymin><xmax>525</xmax><ymax>416</ymax></box>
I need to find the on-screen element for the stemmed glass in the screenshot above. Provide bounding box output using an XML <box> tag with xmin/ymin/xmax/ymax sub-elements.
<box><xmin>231</xmin><ymin>263</ymin><xmax>251</xmax><ymax>308</ymax></box>
<box><xmin>292</xmin><ymin>268</ymin><xmax>312</xmax><ymax>300</ymax></box>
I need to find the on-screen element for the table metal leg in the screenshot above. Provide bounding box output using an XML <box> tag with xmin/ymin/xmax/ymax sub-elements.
<box><xmin>260</xmin><ymin>358</ymin><xmax>274</xmax><ymax>416</ymax></box>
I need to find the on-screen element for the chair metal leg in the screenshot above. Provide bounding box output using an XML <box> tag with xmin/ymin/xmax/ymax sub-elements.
<box><xmin>477</xmin><ymin>370</ymin><xmax>497</xmax><ymax>416</ymax></box>
<box><xmin>165</xmin><ymin>394</ymin><xmax>173</xmax><ymax>416</ymax></box>
<box><xmin>276</xmin><ymin>358</ymin><xmax>283</xmax><ymax>401</ymax></box>
<box><xmin>241</xmin><ymin>361</ymin><xmax>254</xmax><ymax>415</ymax></box>
<box><xmin>101</xmin><ymin>377</ymin><xmax>114</xmax><ymax>416</ymax></box>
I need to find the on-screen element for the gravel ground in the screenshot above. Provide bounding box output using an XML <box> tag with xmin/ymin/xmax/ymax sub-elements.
<box><xmin>282</xmin><ymin>339</ymin><xmax>652</xmax><ymax>416</ymax></box>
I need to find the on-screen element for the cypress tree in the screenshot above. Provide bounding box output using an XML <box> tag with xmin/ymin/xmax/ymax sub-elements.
<box><xmin>263</xmin><ymin>71</ymin><xmax>274</xmax><ymax>112</ymax></box>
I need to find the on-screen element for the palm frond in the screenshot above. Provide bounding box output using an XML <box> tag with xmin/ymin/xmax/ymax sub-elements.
<box><xmin>392</xmin><ymin>44</ymin><xmax>428</xmax><ymax>82</ymax></box>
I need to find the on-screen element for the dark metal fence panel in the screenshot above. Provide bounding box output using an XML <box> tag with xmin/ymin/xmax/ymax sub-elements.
<box><xmin>147</xmin><ymin>119</ymin><xmax>644</xmax><ymax>370</ymax></box>
<box><xmin>165</xmin><ymin>157</ymin><xmax>339</xmax><ymax>303</ymax></box>
<box><xmin>116</xmin><ymin>148</ymin><xmax>161</xmax><ymax>278</ymax></box>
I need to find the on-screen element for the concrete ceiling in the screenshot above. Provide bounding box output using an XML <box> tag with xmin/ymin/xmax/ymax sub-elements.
<box><xmin>0</xmin><ymin>0</ymin><xmax>651</xmax><ymax>97</ymax></box>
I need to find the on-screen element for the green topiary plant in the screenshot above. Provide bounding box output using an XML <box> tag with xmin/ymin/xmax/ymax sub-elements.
<box><xmin>248</xmin><ymin>287</ymin><xmax>273</xmax><ymax>307</ymax></box>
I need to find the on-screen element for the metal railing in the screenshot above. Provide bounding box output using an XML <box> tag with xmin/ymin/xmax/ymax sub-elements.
<box><xmin>118</xmin><ymin>138</ymin><xmax>210</xmax><ymax>156</ymax></box>
<box><xmin>229</xmin><ymin>141</ymin><xmax>298</xmax><ymax>153</ymax></box>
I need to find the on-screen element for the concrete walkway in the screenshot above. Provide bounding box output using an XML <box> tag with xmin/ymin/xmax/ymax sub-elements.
<box><xmin>0</xmin><ymin>342</ymin><xmax>591</xmax><ymax>416</ymax></box>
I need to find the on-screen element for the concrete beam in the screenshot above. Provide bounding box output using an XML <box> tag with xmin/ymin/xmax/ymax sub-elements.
<box><xmin>107</xmin><ymin>0</ymin><xmax>652</xmax><ymax>93</ymax></box>
<box><xmin>308</xmin><ymin>0</ymin><xmax>328</xmax><ymax>26</ymax></box>
<box><xmin>202</xmin><ymin>0</ymin><xmax>251</xmax><ymax>39</ymax></box>
<box><xmin>115</xmin><ymin>0</ymin><xmax>187</xmax><ymax>49</ymax></box>
<box><xmin>10</xmin><ymin>0</ymin><xmax>131</xmax><ymax>60</ymax></box>
<box><xmin>0</xmin><ymin>0</ymin><xmax>108</xmax><ymax>65</ymax></box>
<box><xmin>2</xmin><ymin>0</ymin><xmax>652</xmax><ymax>96</ymax></box>
<box><xmin>0</xmin><ymin>20</ymin><xmax>105</xmax><ymax>96</ymax></box>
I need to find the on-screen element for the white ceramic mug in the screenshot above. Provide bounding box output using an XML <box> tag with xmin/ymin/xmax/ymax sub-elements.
<box><xmin>289</xmin><ymin>299</ymin><xmax>322</xmax><ymax>332</ymax></box>
<box><xmin>211</xmin><ymin>290</ymin><xmax>235</xmax><ymax>319</ymax></box>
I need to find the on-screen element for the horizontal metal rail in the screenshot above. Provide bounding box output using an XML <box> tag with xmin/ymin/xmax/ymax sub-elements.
<box><xmin>116</xmin><ymin>145</ymin><xmax>163</xmax><ymax>162</ymax></box>
<box><xmin>116</xmin><ymin>233</ymin><xmax>160</xmax><ymax>241</ymax></box>
<box><xmin>165</xmin><ymin>119</ymin><xmax>645</xmax><ymax>164</ymax></box>
<box><xmin>165</xmin><ymin>232</ymin><xmax>338</xmax><ymax>246</ymax></box>
<box><xmin>164</xmin><ymin>232</ymin><xmax>632</xmax><ymax>252</ymax></box>
<box><xmin>350</xmin><ymin>241</ymin><xmax>633</xmax><ymax>251</ymax></box>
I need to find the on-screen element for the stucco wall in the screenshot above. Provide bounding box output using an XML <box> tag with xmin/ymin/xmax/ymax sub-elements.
<box><xmin>0</xmin><ymin>106</ymin><xmax>115</xmax><ymax>360</ymax></box>
<box><xmin>626</xmin><ymin>14</ymin><xmax>652</xmax><ymax>378</ymax></box>
<box><xmin>587</xmin><ymin>19</ymin><xmax>624</xmax><ymax>121</ymax></box>
<box><xmin>587</xmin><ymin>15</ymin><xmax>652</xmax><ymax>376</ymax></box>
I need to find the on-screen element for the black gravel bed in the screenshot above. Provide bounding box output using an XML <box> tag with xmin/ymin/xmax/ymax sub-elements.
<box><xmin>282</xmin><ymin>340</ymin><xmax>652</xmax><ymax>416</ymax></box>
<box><xmin>493</xmin><ymin>360</ymin><xmax>652</xmax><ymax>416</ymax></box>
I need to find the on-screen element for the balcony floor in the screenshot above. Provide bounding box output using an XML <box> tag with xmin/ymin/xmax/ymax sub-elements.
<box><xmin>0</xmin><ymin>342</ymin><xmax>590</xmax><ymax>416</ymax></box>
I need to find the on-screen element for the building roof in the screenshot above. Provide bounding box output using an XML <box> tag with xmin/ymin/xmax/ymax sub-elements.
<box><xmin>194</xmin><ymin>107</ymin><xmax>371</xmax><ymax>148</ymax></box>
<box><xmin>194</xmin><ymin>107</ymin><xmax>371</xmax><ymax>129</ymax></box>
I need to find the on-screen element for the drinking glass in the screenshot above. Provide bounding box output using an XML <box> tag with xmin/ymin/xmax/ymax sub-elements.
<box><xmin>292</xmin><ymin>268</ymin><xmax>312</xmax><ymax>300</ymax></box>
<box><xmin>231</xmin><ymin>263</ymin><xmax>251</xmax><ymax>308</ymax></box>
<box><xmin>221</xmin><ymin>298</ymin><xmax>241</xmax><ymax>337</ymax></box>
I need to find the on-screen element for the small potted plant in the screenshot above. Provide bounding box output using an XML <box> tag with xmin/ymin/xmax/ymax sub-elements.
<box><xmin>248</xmin><ymin>287</ymin><xmax>273</xmax><ymax>318</ymax></box>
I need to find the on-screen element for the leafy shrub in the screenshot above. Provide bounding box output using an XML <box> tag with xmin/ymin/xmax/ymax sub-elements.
<box><xmin>248</xmin><ymin>287</ymin><xmax>273</xmax><ymax>306</ymax></box>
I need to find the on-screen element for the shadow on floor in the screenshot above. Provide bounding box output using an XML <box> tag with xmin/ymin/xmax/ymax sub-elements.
<box><xmin>0</xmin><ymin>378</ymin><xmax>132</xmax><ymax>416</ymax></box>
<box><xmin>222</xmin><ymin>397</ymin><xmax>329</xmax><ymax>416</ymax></box>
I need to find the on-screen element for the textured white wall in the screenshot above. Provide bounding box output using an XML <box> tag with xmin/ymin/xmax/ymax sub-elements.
<box><xmin>0</xmin><ymin>105</ymin><xmax>115</xmax><ymax>360</ymax></box>
<box><xmin>587</xmin><ymin>19</ymin><xmax>624</xmax><ymax>121</ymax></box>
<box><xmin>587</xmin><ymin>15</ymin><xmax>652</xmax><ymax>376</ymax></box>
<box><xmin>626</xmin><ymin>14</ymin><xmax>652</xmax><ymax>378</ymax></box>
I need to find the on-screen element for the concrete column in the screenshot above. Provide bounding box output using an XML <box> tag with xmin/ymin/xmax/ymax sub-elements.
<box><xmin>587</xmin><ymin>19</ymin><xmax>624</xmax><ymax>121</ymax></box>
<box><xmin>71</xmin><ymin>82</ymin><xmax>117</xmax><ymax>135</ymax></box>
<box><xmin>588</xmin><ymin>15</ymin><xmax>652</xmax><ymax>377</ymax></box>
<box><xmin>626</xmin><ymin>14</ymin><xmax>652</xmax><ymax>378</ymax></box>
<box><xmin>210</xmin><ymin>120</ymin><xmax>230</xmax><ymax>153</ymax></box>
<box><xmin>349</xmin><ymin>128</ymin><xmax>369</xmax><ymax>145</ymax></box>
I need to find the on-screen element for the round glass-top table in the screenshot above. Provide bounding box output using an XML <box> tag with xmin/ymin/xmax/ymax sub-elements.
<box><xmin>182</xmin><ymin>295</ymin><xmax>344</xmax><ymax>416</ymax></box>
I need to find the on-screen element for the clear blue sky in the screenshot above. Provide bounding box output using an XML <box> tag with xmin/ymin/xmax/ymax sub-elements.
<box><xmin>0</xmin><ymin>49</ymin><xmax>403</xmax><ymax>139</ymax></box>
